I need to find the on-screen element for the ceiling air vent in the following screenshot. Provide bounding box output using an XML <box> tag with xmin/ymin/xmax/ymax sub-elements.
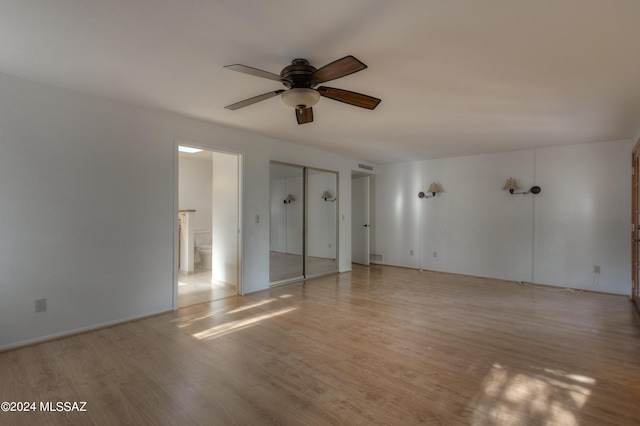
<box><xmin>358</xmin><ymin>164</ymin><xmax>373</xmax><ymax>171</ymax></box>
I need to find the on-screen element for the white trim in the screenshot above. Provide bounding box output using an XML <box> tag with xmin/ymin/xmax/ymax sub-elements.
<box><xmin>172</xmin><ymin>139</ymin><xmax>180</xmax><ymax>310</ymax></box>
<box><xmin>0</xmin><ymin>311</ymin><xmax>171</xmax><ymax>352</ymax></box>
<box><xmin>237</xmin><ymin>152</ymin><xmax>244</xmax><ymax>295</ymax></box>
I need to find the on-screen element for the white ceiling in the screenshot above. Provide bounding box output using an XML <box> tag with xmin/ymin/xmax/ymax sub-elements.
<box><xmin>2</xmin><ymin>1</ymin><xmax>640</xmax><ymax>164</ymax></box>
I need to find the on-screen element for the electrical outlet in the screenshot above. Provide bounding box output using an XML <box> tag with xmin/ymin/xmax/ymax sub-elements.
<box><xmin>593</xmin><ymin>265</ymin><xmax>601</xmax><ymax>274</ymax></box>
<box><xmin>433</xmin><ymin>251</ymin><xmax>437</xmax><ymax>258</ymax></box>
<box><xmin>410</xmin><ymin>249</ymin><xmax>414</xmax><ymax>255</ymax></box>
<box><xmin>35</xmin><ymin>298</ymin><xmax>47</xmax><ymax>313</ymax></box>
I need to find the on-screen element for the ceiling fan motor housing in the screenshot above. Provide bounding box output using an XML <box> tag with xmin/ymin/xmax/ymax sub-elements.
<box><xmin>280</xmin><ymin>59</ymin><xmax>317</xmax><ymax>89</ymax></box>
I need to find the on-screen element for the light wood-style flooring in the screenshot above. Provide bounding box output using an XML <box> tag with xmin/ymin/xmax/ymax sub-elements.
<box><xmin>1</xmin><ymin>264</ymin><xmax>639</xmax><ymax>425</ymax></box>
<box><xmin>178</xmin><ymin>267</ymin><xmax>236</xmax><ymax>307</ymax></box>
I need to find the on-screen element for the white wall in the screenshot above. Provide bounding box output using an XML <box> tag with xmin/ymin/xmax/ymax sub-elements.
<box><xmin>178</xmin><ymin>156</ymin><xmax>213</xmax><ymax>232</ymax></box>
<box><xmin>211</xmin><ymin>151</ymin><xmax>239</xmax><ymax>287</ymax></box>
<box><xmin>370</xmin><ymin>161</ymin><xmax>423</xmax><ymax>268</ymax></box>
<box><xmin>0</xmin><ymin>73</ymin><xmax>362</xmax><ymax>350</ymax></box>
<box><xmin>372</xmin><ymin>140</ymin><xmax>633</xmax><ymax>294</ymax></box>
<box><xmin>533</xmin><ymin>142</ymin><xmax>631</xmax><ymax>294</ymax></box>
<box><xmin>421</xmin><ymin>150</ymin><xmax>535</xmax><ymax>281</ymax></box>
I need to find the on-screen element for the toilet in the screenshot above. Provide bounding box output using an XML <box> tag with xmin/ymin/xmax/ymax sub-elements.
<box><xmin>194</xmin><ymin>231</ymin><xmax>212</xmax><ymax>270</ymax></box>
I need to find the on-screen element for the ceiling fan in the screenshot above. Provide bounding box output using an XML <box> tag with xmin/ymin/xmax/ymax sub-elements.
<box><xmin>223</xmin><ymin>55</ymin><xmax>381</xmax><ymax>125</ymax></box>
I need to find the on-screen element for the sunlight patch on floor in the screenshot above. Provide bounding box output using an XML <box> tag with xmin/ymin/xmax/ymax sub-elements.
<box><xmin>470</xmin><ymin>363</ymin><xmax>595</xmax><ymax>425</ymax></box>
<box><xmin>170</xmin><ymin>308</ymin><xmax>230</xmax><ymax>328</ymax></box>
<box><xmin>192</xmin><ymin>307</ymin><xmax>298</xmax><ymax>340</ymax></box>
<box><xmin>226</xmin><ymin>298</ymin><xmax>277</xmax><ymax>314</ymax></box>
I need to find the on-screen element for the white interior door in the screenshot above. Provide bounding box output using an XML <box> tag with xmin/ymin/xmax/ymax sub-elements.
<box><xmin>351</xmin><ymin>175</ymin><xmax>370</xmax><ymax>265</ymax></box>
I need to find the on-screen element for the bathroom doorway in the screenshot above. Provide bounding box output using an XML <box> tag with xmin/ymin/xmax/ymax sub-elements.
<box><xmin>176</xmin><ymin>144</ymin><xmax>241</xmax><ymax>308</ymax></box>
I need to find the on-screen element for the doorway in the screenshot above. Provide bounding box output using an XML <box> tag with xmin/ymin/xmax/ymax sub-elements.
<box><xmin>175</xmin><ymin>144</ymin><xmax>241</xmax><ymax>308</ymax></box>
<box><xmin>269</xmin><ymin>162</ymin><xmax>338</xmax><ymax>285</ymax></box>
<box><xmin>351</xmin><ymin>173</ymin><xmax>371</xmax><ymax>266</ymax></box>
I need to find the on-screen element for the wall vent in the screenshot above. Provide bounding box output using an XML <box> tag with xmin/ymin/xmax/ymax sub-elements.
<box><xmin>358</xmin><ymin>164</ymin><xmax>374</xmax><ymax>171</ymax></box>
<box><xmin>370</xmin><ymin>253</ymin><xmax>383</xmax><ymax>262</ymax></box>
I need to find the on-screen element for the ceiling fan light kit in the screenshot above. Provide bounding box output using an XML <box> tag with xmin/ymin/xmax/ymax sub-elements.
<box><xmin>281</xmin><ymin>88</ymin><xmax>320</xmax><ymax>109</ymax></box>
<box><xmin>224</xmin><ymin>55</ymin><xmax>381</xmax><ymax>125</ymax></box>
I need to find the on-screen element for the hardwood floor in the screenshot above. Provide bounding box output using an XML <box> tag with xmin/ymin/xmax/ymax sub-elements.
<box><xmin>178</xmin><ymin>267</ymin><xmax>237</xmax><ymax>307</ymax></box>
<box><xmin>1</xmin><ymin>264</ymin><xmax>639</xmax><ymax>425</ymax></box>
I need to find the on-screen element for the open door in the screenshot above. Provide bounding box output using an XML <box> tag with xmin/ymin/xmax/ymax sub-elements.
<box><xmin>352</xmin><ymin>175</ymin><xmax>370</xmax><ymax>266</ymax></box>
<box><xmin>632</xmin><ymin>140</ymin><xmax>640</xmax><ymax>315</ymax></box>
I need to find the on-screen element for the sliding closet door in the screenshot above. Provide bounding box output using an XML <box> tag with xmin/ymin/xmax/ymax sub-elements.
<box><xmin>306</xmin><ymin>168</ymin><xmax>338</xmax><ymax>277</ymax></box>
<box><xmin>269</xmin><ymin>163</ymin><xmax>304</xmax><ymax>284</ymax></box>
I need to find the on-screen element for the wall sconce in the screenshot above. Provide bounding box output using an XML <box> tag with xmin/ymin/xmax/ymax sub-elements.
<box><xmin>321</xmin><ymin>190</ymin><xmax>336</xmax><ymax>202</ymax></box>
<box><xmin>502</xmin><ymin>177</ymin><xmax>541</xmax><ymax>195</ymax></box>
<box><xmin>418</xmin><ymin>182</ymin><xmax>442</xmax><ymax>199</ymax></box>
<box><xmin>283</xmin><ymin>194</ymin><xmax>295</xmax><ymax>204</ymax></box>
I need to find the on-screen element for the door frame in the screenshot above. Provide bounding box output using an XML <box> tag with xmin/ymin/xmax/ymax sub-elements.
<box><xmin>632</xmin><ymin>139</ymin><xmax>640</xmax><ymax>318</ymax></box>
<box><xmin>173</xmin><ymin>140</ymin><xmax>243</xmax><ymax>310</ymax></box>
<box><xmin>351</xmin><ymin>173</ymin><xmax>371</xmax><ymax>266</ymax></box>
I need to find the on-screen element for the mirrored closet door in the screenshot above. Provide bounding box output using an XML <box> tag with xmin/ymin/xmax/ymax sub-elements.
<box><xmin>269</xmin><ymin>162</ymin><xmax>305</xmax><ymax>283</ymax></box>
<box><xmin>306</xmin><ymin>168</ymin><xmax>337</xmax><ymax>277</ymax></box>
<box><xmin>269</xmin><ymin>162</ymin><xmax>338</xmax><ymax>285</ymax></box>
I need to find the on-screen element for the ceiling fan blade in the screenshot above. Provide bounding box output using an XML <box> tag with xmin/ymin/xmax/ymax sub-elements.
<box><xmin>317</xmin><ymin>86</ymin><xmax>381</xmax><ymax>110</ymax></box>
<box><xmin>224</xmin><ymin>64</ymin><xmax>287</xmax><ymax>82</ymax></box>
<box><xmin>296</xmin><ymin>107</ymin><xmax>314</xmax><ymax>125</ymax></box>
<box><xmin>311</xmin><ymin>55</ymin><xmax>367</xmax><ymax>85</ymax></box>
<box><xmin>224</xmin><ymin>90</ymin><xmax>285</xmax><ymax>110</ymax></box>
